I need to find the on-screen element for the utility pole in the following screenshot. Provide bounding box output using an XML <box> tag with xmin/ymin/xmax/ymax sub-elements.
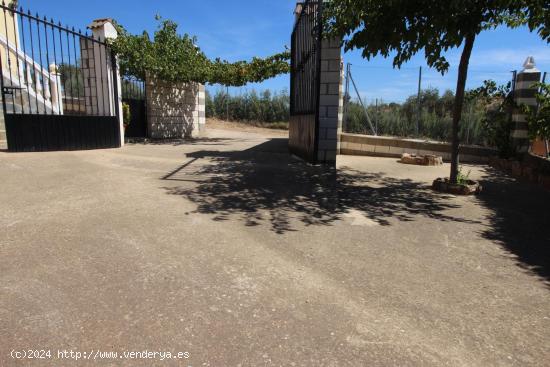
<box><xmin>343</xmin><ymin>63</ymin><xmax>351</xmax><ymax>132</ymax></box>
<box><xmin>375</xmin><ymin>98</ymin><xmax>378</xmax><ymax>134</ymax></box>
<box><xmin>226</xmin><ymin>86</ymin><xmax>229</xmax><ymax>121</ymax></box>
<box><xmin>416</xmin><ymin>66</ymin><xmax>422</xmax><ymax>136</ymax></box>
<box><xmin>244</xmin><ymin>88</ymin><xmax>248</xmax><ymax>121</ymax></box>
<box><xmin>540</xmin><ymin>71</ymin><xmax>548</xmax><ymax>157</ymax></box>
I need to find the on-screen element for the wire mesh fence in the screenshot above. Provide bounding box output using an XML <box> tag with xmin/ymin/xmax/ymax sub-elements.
<box><xmin>342</xmin><ymin>63</ymin><xmax>546</xmax><ymax>147</ymax></box>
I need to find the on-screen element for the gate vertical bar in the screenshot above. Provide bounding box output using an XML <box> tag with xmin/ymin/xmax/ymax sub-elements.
<box><xmin>19</xmin><ymin>9</ymin><xmax>32</xmax><ymax>113</ymax></box>
<box><xmin>42</xmin><ymin>16</ymin><xmax>53</xmax><ymax>115</ymax></box>
<box><xmin>2</xmin><ymin>3</ymin><xmax>15</xmax><ymax>113</ymax></box>
<box><xmin>10</xmin><ymin>5</ymin><xmax>25</xmax><ymax>112</ymax></box>
<box><xmin>97</xmin><ymin>37</ymin><xmax>106</xmax><ymax>115</ymax></box>
<box><xmin>312</xmin><ymin>0</ymin><xmax>323</xmax><ymax>162</ymax></box>
<box><xmin>72</xmin><ymin>28</ymin><xmax>81</xmax><ymax>114</ymax></box>
<box><xmin>111</xmin><ymin>49</ymin><xmax>121</xmax><ymax>147</ymax></box>
<box><xmin>64</xmin><ymin>24</ymin><xmax>74</xmax><ymax>113</ymax></box>
<box><xmin>27</xmin><ymin>11</ymin><xmax>39</xmax><ymax>114</ymax></box>
<box><xmin>35</xmin><ymin>12</ymin><xmax>47</xmax><ymax>114</ymax></box>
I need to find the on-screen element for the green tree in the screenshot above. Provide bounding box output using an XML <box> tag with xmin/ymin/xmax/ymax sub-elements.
<box><xmin>325</xmin><ymin>0</ymin><xmax>549</xmax><ymax>183</ymax></box>
<box><xmin>468</xmin><ymin>80</ymin><xmax>516</xmax><ymax>158</ymax></box>
<box><xmin>110</xmin><ymin>18</ymin><xmax>290</xmax><ymax>86</ymax></box>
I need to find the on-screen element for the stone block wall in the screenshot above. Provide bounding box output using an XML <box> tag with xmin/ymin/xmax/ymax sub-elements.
<box><xmin>489</xmin><ymin>154</ymin><xmax>550</xmax><ymax>191</ymax></box>
<box><xmin>317</xmin><ymin>38</ymin><xmax>344</xmax><ymax>163</ymax></box>
<box><xmin>80</xmin><ymin>38</ymin><xmax>100</xmax><ymax>116</ymax></box>
<box><xmin>340</xmin><ymin>133</ymin><xmax>496</xmax><ymax>163</ymax></box>
<box><xmin>145</xmin><ymin>75</ymin><xmax>205</xmax><ymax>139</ymax></box>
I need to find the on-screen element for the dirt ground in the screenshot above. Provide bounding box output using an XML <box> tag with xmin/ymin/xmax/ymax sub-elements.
<box><xmin>1</xmin><ymin>126</ymin><xmax>549</xmax><ymax>366</ymax></box>
<box><xmin>206</xmin><ymin>117</ymin><xmax>289</xmax><ymax>136</ymax></box>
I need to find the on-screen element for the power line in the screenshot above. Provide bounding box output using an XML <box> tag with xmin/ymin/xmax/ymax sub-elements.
<box><xmin>345</xmin><ymin>64</ymin><xmax>527</xmax><ymax>75</ymax></box>
<box><xmin>350</xmin><ymin>64</ymin><xmax>419</xmax><ymax>70</ymax></box>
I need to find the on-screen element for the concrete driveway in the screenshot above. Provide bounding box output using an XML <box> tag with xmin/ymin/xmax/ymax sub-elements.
<box><xmin>1</xmin><ymin>127</ymin><xmax>549</xmax><ymax>366</ymax></box>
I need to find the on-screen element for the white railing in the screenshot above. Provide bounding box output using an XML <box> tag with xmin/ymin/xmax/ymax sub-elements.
<box><xmin>0</xmin><ymin>34</ymin><xmax>63</xmax><ymax>114</ymax></box>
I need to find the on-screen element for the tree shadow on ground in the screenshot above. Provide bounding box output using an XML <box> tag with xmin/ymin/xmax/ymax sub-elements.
<box><xmin>162</xmin><ymin>138</ymin><xmax>477</xmax><ymax>234</ymax></box>
<box><xmin>476</xmin><ymin>167</ymin><xmax>550</xmax><ymax>286</ymax></box>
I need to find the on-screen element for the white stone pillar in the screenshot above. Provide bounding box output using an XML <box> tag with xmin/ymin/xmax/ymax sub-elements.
<box><xmin>48</xmin><ymin>63</ymin><xmax>63</xmax><ymax>115</ymax></box>
<box><xmin>85</xmin><ymin>19</ymin><xmax>124</xmax><ymax>146</ymax></box>
<box><xmin>512</xmin><ymin>56</ymin><xmax>541</xmax><ymax>153</ymax></box>
<box><xmin>198</xmin><ymin>84</ymin><xmax>206</xmax><ymax>133</ymax></box>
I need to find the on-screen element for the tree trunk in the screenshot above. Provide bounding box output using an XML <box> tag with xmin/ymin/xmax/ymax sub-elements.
<box><xmin>450</xmin><ymin>33</ymin><xmax>475</xmax><ymax>183</ymax></box>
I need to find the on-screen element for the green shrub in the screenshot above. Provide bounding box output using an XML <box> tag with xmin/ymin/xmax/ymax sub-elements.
<box><xmin>122</xmin><ymin>102</ymin><xmax>131</xmax><ymax>126</ymax></box>
<box><xmin>456</xmin><ymin>167</ymin><xmax>472</xmax><ymax>185</ymax></box>
<box><xmin>468</xmin><ymin>81</ymin><xmax>515</xmax><ymax>158</ymax></box>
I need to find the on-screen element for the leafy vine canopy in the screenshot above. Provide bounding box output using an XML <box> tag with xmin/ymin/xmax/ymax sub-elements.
<box><xmin>109</xmin><ymin>17</ymin><xmax>290</xmax><ymax>86</ymax></box>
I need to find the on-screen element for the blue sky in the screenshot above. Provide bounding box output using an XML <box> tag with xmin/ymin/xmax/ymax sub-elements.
<box><xmin>22</xmin><ymin>0</ymin><xmax>550</xmax><ymax>103</ymax></box>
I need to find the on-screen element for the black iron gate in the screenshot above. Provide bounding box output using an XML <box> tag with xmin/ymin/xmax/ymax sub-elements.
<box><xmin>122</xmin><ymin>75</ymin><xmax>146</xmax><ymax>138</ymax></box>
<box><xmin>0</xmin><ymin>3</ymin><xmax>121</xmax><ymax>152</ymax></box>
<box><xmin>289</xmin><ymin>0</ymin><xmax>322</xmax><ymax>163</ymax></box>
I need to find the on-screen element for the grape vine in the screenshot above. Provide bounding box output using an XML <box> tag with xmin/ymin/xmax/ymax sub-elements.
<box><xmin>109</xmin><ymin>18</ymin><xmax>290</xmax><ymax>86</ymax></box>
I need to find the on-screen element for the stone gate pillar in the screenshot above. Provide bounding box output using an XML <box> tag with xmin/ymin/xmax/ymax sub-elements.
<box><xmin>82</xmin><ymin>18</ymin><xmax>124</xmax><ymax>146</ymax></box>
<box><xmin>317</xmin><ymin>39</ymin><xmax>344</xmax><ymax>163</ymax></box>
<box><xmin>145</xmin><ymin>74</ymin><xmax>205</xmax><ymax>139</ymax></box>
<box><xmin>512</xmin><ymin>56</ymin><xmax>541</xmax><ymax>153</ymax></box>
<box><xmin>289</xmin><ymin>2</ymin><xmax>344</xmax><ymax>165</ymax></box>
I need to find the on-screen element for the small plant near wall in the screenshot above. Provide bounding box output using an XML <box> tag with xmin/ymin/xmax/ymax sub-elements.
<box><xmin>432</xmin><ymin>166</ymin><xmax>481</xmax><ymax>195</ymax></box>
<box><xmin>456</xmin><ymin>167</ymin><xmax>472</xmax><ymax>185</ymax></box>
<box><xmin>524</xmin><ymin>82</ymin><xmax>550</xmax><ymax>159</ymax></box>
<box><xmin>122</xmin><ymin>102</ymin><xmax>131</xmax><ymax>129</ymax></box>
